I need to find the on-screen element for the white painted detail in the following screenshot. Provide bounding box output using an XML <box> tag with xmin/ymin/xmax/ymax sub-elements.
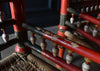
<box><xmin>84</xmin><ymin>25</ymin><xmax>88</xmax><ymax>32</ymax></box>
<box><xmin>82</xmin><ymin>62</ymin><xmax>90</xmax><ymax>71</ymax></box>
<box><xmin>0</xmin><ymin>17</ymin><xmax>2</xmax><ymax>22</ymax></box>
<box><xmin>52</xmin><ymin>48</ymin><xmax>58</xmax><ymax>57</ymax></box>
<box><xmin>81</xmin><ymin>8</ymin><xmax>84</xmax><ymax>13</ymax></box>
<box><xmin>70</xmin><ymin>17</ymin><xmax>74</xmax><ymax>24</ymax></box>
<box><xmin>90</xmin><ymin>6</ymin><xmax>93</xmax><ymax>11</ymax></box>
<box><xmin>99</xmin><ymin>5</ymin><xmax>100</xmax><ymax>9</ymax></box>
<box><xmin>92</xmin><ymin>29</ymin><xmax>98</xmax><ymax>37</ymax></box>
<box><xmin>2</xmin><ymin>34</ymin><xmax>9</xmax><ymax>43</ymax></box>
<box><xmin>66</xmin><ymin>54</ymin><xmax>73</xmax><ymax>64</ymax></box>
<box><xmin>95</xmin><ymin>5</ymin><xmax>97</xmax><ymax>10</ymax></box>
<box><xmin>71</xmin><ymin>42</ymin><xmax>79</xmax><ymax>48</ymax></box>
<box><xmin>40</xmin><ymin>42</ymin><xmax>46</xmax><ymax>51</ymax></box>
<box><xmin>30</xmin><ymin>37</ymin><xmax>35</xmax><ymax>44</ymax></box>
<box><xmin>86</xmin><ymin>7</ymin><xmax>89</xmax><ymax>12</ymax></box>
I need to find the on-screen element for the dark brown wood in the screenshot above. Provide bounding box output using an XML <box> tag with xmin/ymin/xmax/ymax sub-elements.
<box><xmin>0</xmin><ymin>53</ymin><xmax>18</xmax><ymax>70</ymax></box>
<box><xmin>27</xmin><ymin>54</ymin><xmax>60</xmax><ymax>71</ymax></box>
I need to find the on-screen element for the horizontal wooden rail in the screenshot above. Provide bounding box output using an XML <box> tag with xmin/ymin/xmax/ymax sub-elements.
<box><xmin>65</xmin><ymin>21</ymin><xmax>100</xmax><ymax>46</ymax></box>
<box><xmin>67</xmin><ymin>8</ymin><xmax>100</xmax><ymax>26</ymax></box>
<box><xmin>24</xmin><ymin>42</ymin><xmax>82</xmax><ymax>71</ymax></box>
<box><xmin>79</xmin><ymin>14</ymin><xmax>100</xmax><ymax>26</ymax></box>
<box><xmin>77</xmin><ymin>28</ymin><xmax>100</xmax><ymax>45</ymax></box>
<box><xmin>23</xmin><ymin>23</ymin><xmax>100</xmax><ymax>64</ymax></box>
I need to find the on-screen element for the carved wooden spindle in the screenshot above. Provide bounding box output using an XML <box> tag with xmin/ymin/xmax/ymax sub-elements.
<box><xmin>82</xmin><ymin>58</ymin><xmax>92</xmax><ymax>71</ymax></box>
<box><xmin>30</xmin><ymin>32</ymin><xmax>36</xmax><ymax>45</ymax></box>
<box><xmin>40</xmin><ymin>37</ymin><xmax>47</xmax><ymax>51</ymax></box>
<box><xmin>52</xmin><ymin>43</ymin><xmax>58</xmax><ymax>57</ymax></box>
<box><xmin>84</xmin><ymin>21</ymin><xmax>89</xmax><ymax>32</ymax></box>
<box><xmin>66</xmin><ymin>50</ymin><xmax>73</xmax><ymax>64</ymax></box>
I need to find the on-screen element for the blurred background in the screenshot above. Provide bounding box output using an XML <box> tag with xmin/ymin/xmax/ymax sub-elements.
<box><xmin>0</xmin><ymin>0</ymin><xmax>61</xmax><ymax>60</ymax></box>
<box><xmin>1</xmin><ymin>0</ymin><xmax>61</xmax><ymax>28</ymax></box>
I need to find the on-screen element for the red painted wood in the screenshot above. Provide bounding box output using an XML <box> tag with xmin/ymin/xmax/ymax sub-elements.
<box><xmin>43</xmin><ymin>32</ymin><xmax>100</xmax><ymax>64</ymax></box>
<box><xmin>80</xmin><ymin>14</ymin><xmax>100</xmax><ymax>26</ymax></box>
<box><xmin>77</xmin><ymin>28</ymin><xmax>100</xmax><ymax>45</ymax></box>
<box><xmin>42</xmin><ymin>51</ymin><xmax>82</xmax><ymax>71</ymax></box>
<box><xmin>58</xmin><ymin>25</ymin><xmax>67</xmax><ymax>30</ymax></box>
<box><xmin>9</xmin><ymin>0</ymin><xmax>26</xmax><ymax>32</ymax></box>
<box><xmin>15</xmin><ymin>45</ymin><xmax>30</xmax><ymax>53</ymax></box>
<box><xmin>60</xmin><ymin>0</ymin><xmax>69</xmax><ymax>15</ymax></box>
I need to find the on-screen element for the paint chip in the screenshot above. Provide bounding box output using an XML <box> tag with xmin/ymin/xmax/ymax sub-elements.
<box><xmin>71</xmin><ymin>42</ymin><xmax>79</xmax><ymax>48</ymax></box>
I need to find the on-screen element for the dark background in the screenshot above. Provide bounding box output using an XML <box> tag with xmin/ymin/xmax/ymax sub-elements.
<box><xmin>0</xmin><ymin>0</ymin><xmax>61</xmax><ymax>35</ymax></box>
